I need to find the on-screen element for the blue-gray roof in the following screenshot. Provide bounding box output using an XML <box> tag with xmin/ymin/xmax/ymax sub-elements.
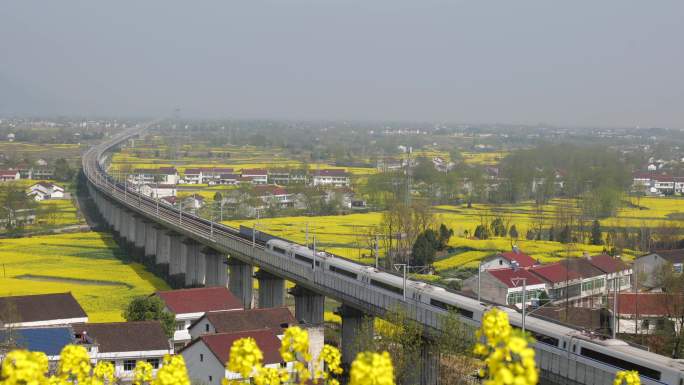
<box><xmin>0</xmin><ymin>327</ymin><xmax>74</xmax><ymax>356</ymax></box>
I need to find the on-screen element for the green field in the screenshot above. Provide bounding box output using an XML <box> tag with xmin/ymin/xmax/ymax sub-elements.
<box><xmin>0</xmin><ymin>232</ymin><xmax>169</xmax><ymax>322</ymax></box>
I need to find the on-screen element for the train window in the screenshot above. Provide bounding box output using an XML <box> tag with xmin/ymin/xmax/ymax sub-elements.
<box><xmin>580</xmin><ymin>348</ymin><xmax>660</xmax><ymax>380</ymax></box>
<box><xmin>572</xmin><ymin>345</ymin><xmax>575</xmax><ymax>353</ymax></box>
<box><xmin>315</xmin><ymin>261</ymin><xmax>320</xmax><ymax>267</ymax></box>
<box><xmin>562</xmin><ymin>341</ymin><xmax>566</xmax><ymax>349</ymax></box>
<box><xmin>428</xmin><ymin>299</ymin><xmax>474</xmax><ymax>319</ymax></box>
<box><xmin>370</xmin><ymin>279</ymin><xmax>403</xmax><ymax>296</ymax></box>
<box><xmin>273</xmin><ymin>246</ymin><xmax>287</xmax><ymax>254</ymax></box>
<box><xmin>329</xmin><ymin>266</ymin><xmax>358</xmax><ymax>279</ymax></box>
<box><xmin>529</xmin><ymin>331</ymin><xmax>559</xmax><ymax>347</ymax></box>
<box><xmin>294</xmin><ymin>254</ymin><xmax>313</xmax><ymax>264</ymax></box>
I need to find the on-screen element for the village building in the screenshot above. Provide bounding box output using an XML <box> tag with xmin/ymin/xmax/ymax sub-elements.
<box><xmin>72</xmin><ymin>321</ymin><xmax>173</xmax><ymax>381</ymax></box>
<box><xmin>240</xmin><ymin>169</ymin><xmax>268</xmax><ymax>185</ymax></box>
<box><xmin>26</xmin><ymin>182</ymin><xmax>65</xmax><ymax>201</ymax></box>
<box><xmin>0</xmin><ymin>293</ymin><xmax>88</xmax><ymax>328</ymax></box>
<box><xmin>462</xmin><ymin>267</ymin><xmax>546</xmax><ymax>307</ymax></box>
<box><xmin>480</xmin><ymin>247</ymin><xmax>538</xmax><ymax>271</ymax></box>
<box><xmin>140</xmin><ymin>184</ymin><xmax>177</xmax><ymax>199</ymax></box>
<box><xmin>311</xmin><ymin>169</ymin><xmax>350</xmax><ymax>187</ymax></box>
<box><xmin>154</xmin><ymin>287</ymin><xmax>243</xmax><ymax>350</ymax></box>
<box><xmin>634</xmin><ymin>249</ymin><xmax>684</xmax><ymax>289</ymax></box>
<box><xmin>608</xmin><ymin>293</ymin><xmax>679</xmax><ymax>335</ymax></box>
<box><xmin>180</xmin><ymin>330</ymin><xmax>292</xmax><ymax>385</ymax></box>
<box><xmin>0</xmin><ymin>170</ymin><xmax>21</xmax><ymax>182</ymax></box>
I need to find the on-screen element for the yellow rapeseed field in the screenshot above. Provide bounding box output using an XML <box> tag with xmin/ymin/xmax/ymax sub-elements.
<box><xmin>0</xmin><ymin>232</ymin><xmax>169</xmax><ymax>322</ymax></box>
<box><xmin>228</xmin><ymin>195</ymin><xmax>684</xmax><ymax>272</ymax></box>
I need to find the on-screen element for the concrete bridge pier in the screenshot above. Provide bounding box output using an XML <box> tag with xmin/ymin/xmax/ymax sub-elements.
<box><xmin>122</xmin><ymin>210</ymin><xmax>137</xmax><ymax>255</ymax></box>
<box><xmin>144</xmin><ymin>222</ymin><xmax>158</xmax><ymax>267</ymax></box>
<box><xmin>290</xmin><ymin>285</ymin><xmax>324</xmax><ymax>326</ymax></box>
<box><xmin>336</xmin><ymin>305</ymin><xmax>374</xmax><ymax>369</ymax></box>
<box><xmin>111</xmin><ymin>204</ymin><xmax>121</xmax><ymax>236</ymax></box>
<box><xmin>201</xmin><ymin>247</ymin><xmax>228</xmax><ymax>287</ymax></box>
<box><xmin>181</xmin><ymin>238</ymin><xmax>203</xmax><ymax>287</ymax></box>
<box><xmin>419</xmin><ymin>340</ymin><xmax>439</xmax><ymax>385</ymax></box>
<box><xmin>155</xmin><ymin>229</ymin><xmax>172</xmax><ymax>278</ymax></box>
<box><xmin>168</xmin><ymin>233</ymin><xmax>185</xmax><ymax>288</ymax></box>
<box><xmin>133</xmin><ymin>216</ymin><xmax>147</xmax><ymax>260</ymax></box>
<box><xmin>228</xmin><ymin>257</ymin><xmax>254</xmax><ymax>309</ymax></box>
<box><xmin>255</xmin><ymin>270</ymin><xmax>285</xmax><ymax>308</ymax></box>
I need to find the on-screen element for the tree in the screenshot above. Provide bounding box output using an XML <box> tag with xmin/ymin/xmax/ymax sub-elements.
<box><xmin>591</xmin><ymin>220</ymin><xmax>603</xmax><ymax>245</ymax></box>
<box><xmin>548</xmin><ymin>226</ymin><xmax>555</xmax><ymax>242</ymax></box>
<box><xmin>474</xmin><ymin>224</ymin><xmax>489</xmax><ymax>240</ymax></box>
<box><xmin>438</xmin><ymin>223</ymin><xmax>454</xmax><ymax>250</ymax></box>
<box><xmin>653</xmin><ymin>263</ymin><xmax>684</xmax><ymax>358</ymax></box>
<box><xmin>53</xmin><ymin>158</ymin><xmax>74</xmax><ymax>182</ymax></box>
<box><xmin>509</xmin><ymin>225</ymin><xmax>519</xmax><ymax>240</ymax></box>
<box><xmin>213</xmin><ymin>191</ymin><xmax>223</xmax><ymax>202</ymax></box>
<box><xmin>123</xmin><ymin>296</ymin><xmax>175</xmax><ymax>338</ymax></box>
<box><xmin>490</xmin><ymin>217</ymin><xmax>506</xmax><ymax>237</ymax></box>
<box><xmin>525</xmin><ymin>229</ymin><xmax>535</xmax><ymax>240</ymax></box>
<box><xmin>558</xmin><ymin>225</ymin><xmax>572</xmax><ymax>244</ymax></box>
<box><xmin>411</xmin><ymin>229</ymin><xmax>438</xmax><ymax>266</ymax></box>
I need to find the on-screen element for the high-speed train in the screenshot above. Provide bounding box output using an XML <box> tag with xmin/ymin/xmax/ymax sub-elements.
<box><xmin>266</xmin><ymin>238</ymin><xmax>684</xmax><ymax>385</ymax></box>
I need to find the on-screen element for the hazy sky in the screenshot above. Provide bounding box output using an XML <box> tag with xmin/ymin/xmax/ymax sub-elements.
<box><xmin>1</xmin><ymin>1</ymin><xmax>682</xmax><ymax>128</ymax></box>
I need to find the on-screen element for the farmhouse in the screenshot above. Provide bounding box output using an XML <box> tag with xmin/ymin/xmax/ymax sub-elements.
<box><xmin>26</xmin><ymin>182</ymin><xmax>65</xmax><ymax>201</ymax></box>
<box><xmin>0</xmin><ymin>169</ymin><xmax>21</xmax><ymax>182</ymax></box>
<box><xmin>140</xmin><ymin>183</ymin><xmax>177</xmax><ymax>199</ymax></box>
<box><xmin>0</xmin><ymin>293</ymin><xmax>88</xmax><ymax>328</ymax></box>
<box><xmin>462</xmin><ymin>267</ymin><xmax>546</xmax><ymax>308</ymax></box>
<box><xmin>608</xmin><ymin>293</ymin><xmax>681</xmax><ymax>334</ymax></box>
<box><xmin>480</xmin><ymin>247</ymin><xmax>538</xmax><ymax>271</ymax></box>
<box><xmin>180</xmin><ymin>330</ymin><xmax>293</xmax><ymax>385</ymax></box>
<box><xmin>240</xmin><ymin>169</ymin><xmax>268</xmax><ymax>184</ymax></box>
<box><xmin>634</xmin><ymin>249</ymin><xmax>684</xmax><ymax>289</ymax></box>
<box><xmin>311</xmin><ymin>169</ymin><xmax>350</xmax><ymax>187</ymax></box>
<box><xmin>154</xmin><ymin>287</ymin><xmax>243</xmax><ymax>350</ymax></box>
<box><xmin>72</xmin><ymin>321</ymin><xmax>173</xmax><ymax>381</ymax></box>
<box><xmin>188</xmin><ymin>307</ymin><xmax>297</xmax><ymax>340</ymax></box>
<box><xmin>130</xmin><ymin>168</ymin><xmax>179</xmax><ymax>185</ymax></box>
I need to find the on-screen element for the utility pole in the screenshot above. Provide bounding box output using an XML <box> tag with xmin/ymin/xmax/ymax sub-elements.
<box><xmin>512</xmin><ymin>277</ymin><xmax>527</xmax><ymax>334</ymax></box>
<box><xmin>306</xmin><ymin>222</ymin><xmax>309</xmax><ymax>248</ymax></box>
<box><xmin>613</xmin><ymin>270</ymin><xmax>620</xmax><ymax>339</ymax></box>
<box><xmin>477</xmin><ymin>261</ymin><xmax>482</xmax><ymax>303</ymax></box>
<box><xmin>313</xmin><ymin>235</ymin><xmax>317</xmax><ymax>272</ymax></box>
<box><xmin>375</xmin><ymin>234</ymin><xmax>379</xmax><ymax>269</ymax></box>
<box><xmin>394</xmin><ymin>263</ymin><xmax>408</xmax><ymax>300</ymax></box>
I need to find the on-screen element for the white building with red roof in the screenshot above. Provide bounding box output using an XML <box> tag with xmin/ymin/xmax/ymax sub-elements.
<box><xmin>311</xmin><ymin>169</ymin><xmax>350</xmax><ymax>187</ymax></box>
<box><xmin>0</xmin><ymin>170</ymin><xmax>20</xmax><ymax>182</ymax></box>
<box><xmin>154</xmin><ymin>287</ymin><xmax>243</xmax><ymax>350</ymax></box>
<box><xmin>610</xmin><ymin>293</ymin><xmax>681</xmax><ymax>334</ymax></box>
<box><xmin>240</xmin><ymin>169</ymin><xmax>268</xmax><ymax>185</ymax></box>
<box><xmin>480</xmin><ymin>246</ymin><xmax>538</xmax><ymax>271</ymax></box>
<box><xmin>462</xmin><ymin>267</ymin><xmax>546</xmax><ymax>308</ymax></box>
<box><xmin>180</xmin><ymin>329</ymin><xmax>294</xmax><ymax>385</ymax></box>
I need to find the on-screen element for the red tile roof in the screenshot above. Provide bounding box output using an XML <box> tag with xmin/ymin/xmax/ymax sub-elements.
<box><xmin>155</xmin><ymin>287</ymin><xmax>243</xmax><ymax>314</ymax></box>
<box><xmin>498</xmin><ymin>251</ymin><xmax>537</xmax><ymax>268</ymax></box>
<box><xmin>612</xmin><ymin>293</ymin><xmax>681</xmax><ymax>316</ymax></box>
<box><xmin>196</xmin><ymin>330</ymin><xmax>283</xmax><ymax>365</ymax></box>
<box><xmin>191</xmin><ymin>307</ymin><xmax>298</xmax><ymax>333</ymax></box>
<box><xmin>530</xmin><ymin>263</ymin><xmax>581</xmax><ymax>284</ymax></box>
<box><xmin>587</xmin><ymin>254</ymin><xmax>629</xmax><ymax>274</ymax></box>
<box><xmin>487</xmin><ymin>268</ymin><xmax>544</xmax><ymax>288</ymax></box>
<box><xmin>254</xmin><ymin>185</ymin><xmax>288</xmax><ymax>196</ymax></box>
